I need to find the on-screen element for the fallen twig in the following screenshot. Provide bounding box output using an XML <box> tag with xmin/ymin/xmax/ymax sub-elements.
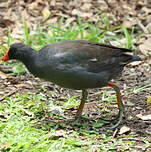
<box><xmin>0</xmin><ymin>89</ymin><xmax>18</xmax><ymax>101</ymax></box>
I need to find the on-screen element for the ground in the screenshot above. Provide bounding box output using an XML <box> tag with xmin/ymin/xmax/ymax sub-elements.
<box><xmin>0</xmin><ymin>0</ymin><xmax>151</xmax><ymax>151</ymax></box>
<box><xmin>0</xmin><ymin>56</ymin><xmax>150</xmax><ymax>151</ymax></box>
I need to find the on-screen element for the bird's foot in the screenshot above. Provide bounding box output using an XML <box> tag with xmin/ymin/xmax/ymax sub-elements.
<box><xmin>98</xmin><ymin>114</ymin><xmax>120</xmax><ymax>122</ymax></box>
<box><xmin>66</xmin><ymin>115</ymin><xmax>90</xmax><ymax>124</ymax></box>
<box><xmin>74</xmin><ymin>115</ymin><xmax>90</xmax><ymax>123</ymax></box>
<box><xmin>108</xmin><ymin>106</ymin><xmax>125</xmax><ymax>130</ymax></box>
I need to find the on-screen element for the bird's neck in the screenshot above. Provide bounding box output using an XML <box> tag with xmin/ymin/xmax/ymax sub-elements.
<box><xmin>16</xmin><ymin>48</ymin><xmax>39</xmax><ymax>75</ymax></box>
<box><xmin>17</xmin><ymin>48</ymin><xmax>38</xmax><ymax>64</ymax></box>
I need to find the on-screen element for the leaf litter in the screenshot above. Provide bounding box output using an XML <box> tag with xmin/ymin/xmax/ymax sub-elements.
<box><xmin>0</xmin><ymin>0</ymin><xmax>150</xmax><ymax>151</ymax></box>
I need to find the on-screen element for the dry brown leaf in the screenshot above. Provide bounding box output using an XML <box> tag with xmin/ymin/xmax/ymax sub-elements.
<box><xmin>119</xmin><ymin>126</ymin><xmax>131</xmax><ymax>135</ymax></box>
<box><xmin>56</xmin><ymin>12</ymin><xmax>69</xmax><ymax>18</ymax></box>
<box><xmin>142</xmin><ymin>6</ymin><xmax>151</xmax><ymax>14</ymax></box>
<box><xmin>80</xmin><ymin>3</ymin><xmax>92</xmax><ymax>11</ymax></box>
<box><xmin>122</xmin><ymin>20</ymin><xmax>137</xmax><ymax>28</ymax></box>
<box><xmin>0</xmin><ymin>113</ymin><xmax>10</xmax><ymax>120</ymax></box>
<box><xmin>49</xmin><ymin>130</ymin><xmax>66</xmax><ymax>139</ymax></box>
<box><xmin>71</xmin><ymin>9</ymin><xmax>80</xmax><ymax>16</ymax></box>
<box><xmin>28</xmin><ymin>0</ymin><xmax>45</xmax><ymax>14</ymax></box>
<box><xmin>128</xmin><ymin>61</ymin><xmax>142</xmax><ymax>66</ymax></box>
<box><xmin>0</xmin><ymin>0</ymin><xmax>10</xmax><ymax>8</ymax></box>
<box><xmin>0</xmin><ymin>0</ymin><xmax>8</xmax><ymax>2</ymax></box>
<box><xmin>136</xmin><ymin>114</ymin><xmax>151</xmax><ymax>120</ymax></box>
<box><xmin>146</xmin><ymin>23</ymin><xmax>151</xmax><ymax>33</ymax></box>
<box><xmin>64</xmin><ymin>17</ymin><xmax>75</xmax><ymax>28</ymax></box>
<box><xmin>15</xmin><ymin>83</ymin><xmax>28</xmax><ymax>88</ymax></box>
<box><xmin>80</xmin><ymin>12</ymin><xmax>93</xmax><ymax>18</ymax></box>
<box><xmin>50</xmin><ymin>0</ymin><xmax>56</xmax><ymax>7</ymax></box>
<box><xmin>139</xmin><ymin>38</ymin><xmax>151</xmax><ymax>56</ymax></box>
<box><xmin>47</xmin><ymin>17</ymin><xmax>58</xmax><ymax>24</ymax></box>
<box><xmin>21</xmin><ymin>9</ymin><xmax>29</xmax><ymax>20</ymax></box>
<box><xmin>90</xmin><ymin>145</ymin><xmax>100</xmax><ymax>152</ymax></box>
<box><xmin>110</xmin><ymin>38</ymin><xmax>127</xmax><ymax>47</ymax></box>
<box><xmin>24</xmin><ymin>110</ymin><xmax>34</xmax><ymax>117</ymax></box>
<box><xmin>136</xmin><ymin>18</ymin><xmax>148</xmax><ymax>33</ymax></box>
<box><xmin>71</xmin><ymin>9</ymin><xmax>93</xmax><ymax>18</ymax></box>
<box><xmin>0</xmin><ymin>71</ymin><xmax>7</xmax><ymax>79</ymax></box>
<box><xmin>146</xmin><ymin>148</ymin><xmax>151</xmax><ymax>152</ymax></box>
<box><xmin>83</xmin><ymin>0</ymin><xmax>92</xmax><ymax>2</ymax></box>
<box><xmin>11</xmin><ymin>23</ymin><xmax>23</xmax><ymax>39</ymax></box>
<box><xmin>42</xmin><ymin>8</ymin><xmax>51</xmax><ymax>21</ymax></box>
<box><xmin>0</xmin><ymin>18</ymin><xmax>14</xmax><ymax>28</ymax></box>
<box><xmin>28</xmin><ymin>1</ymin><xmax>38</xmax><ymax>10</ymax></box>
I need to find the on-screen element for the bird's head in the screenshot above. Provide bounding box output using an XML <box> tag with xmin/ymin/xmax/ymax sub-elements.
<box><xmin>2</xmin><ymin>43</ymin><xmax>28</xmax><ymax>61</ymax></box>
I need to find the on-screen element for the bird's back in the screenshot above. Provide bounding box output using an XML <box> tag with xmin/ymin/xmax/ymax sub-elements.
<box><xmin>34</xmin><ymin>40</ymin><xmax>140</xmax><ymax>89</ymax></box>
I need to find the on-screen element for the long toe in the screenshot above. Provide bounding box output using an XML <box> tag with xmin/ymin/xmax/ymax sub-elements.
<box><xmin>74</xmin><ymin>115</ymin><xmax>90</xmax><ymax>122</ymax></box>
<box><xmin>109</xmin><ymin>105</ymin><xmax>125</xmax><ymax>129</ymax></box>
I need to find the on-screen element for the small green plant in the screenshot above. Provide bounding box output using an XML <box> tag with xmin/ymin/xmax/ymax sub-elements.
<box><xmin>133</xmin><ymin>84</ymin><xmax>151</xmax><ymax>94</ymax></box>
<box><xmin>7</xmin><ymin>30</ymin><xmax>14</xmax><ymax>46</ymax></box>
<box><xmin>123</xmin><ymin>27</ymin><xmax>134</xmax><ymax>49</ymax></box>
<box><xmin>22</xmin><ymin>20</ymin><xmax>31</xmax><ymax>45</ymax></box>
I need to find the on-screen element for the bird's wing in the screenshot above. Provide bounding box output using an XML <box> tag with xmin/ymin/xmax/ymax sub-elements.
<box><xmin>42</xmin><ymin>40</ymin><xmax>133</xmax><ymax>73</ymax></box>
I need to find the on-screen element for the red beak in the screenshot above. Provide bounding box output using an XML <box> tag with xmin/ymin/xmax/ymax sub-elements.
<box><xmin>1</xmin><ymin>48</ymin><xmax>10</xmax><ymax>61</ymax></box>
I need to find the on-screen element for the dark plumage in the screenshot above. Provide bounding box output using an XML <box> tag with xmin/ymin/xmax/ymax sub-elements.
<box><xmin>2</xmin><ymin>40</ymin><xmax>141</xmax><ymax>129</ymax></box>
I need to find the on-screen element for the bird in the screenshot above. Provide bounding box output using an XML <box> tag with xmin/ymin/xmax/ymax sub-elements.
<box><xmin>1</xmin><ymin>40</ymin><xmax>142</xmax><ymax>129</ymax></box>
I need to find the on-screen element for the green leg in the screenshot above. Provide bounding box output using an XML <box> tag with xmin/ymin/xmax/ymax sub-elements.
<box><xmin>108</xmin><ymin>82</ymin><xmax>125</xmax><ymax>129</ymax></box>
<box><xmin>75</xmin><ymin>89</ymin><xmax>88</xmax><ymax>118</ymax></box>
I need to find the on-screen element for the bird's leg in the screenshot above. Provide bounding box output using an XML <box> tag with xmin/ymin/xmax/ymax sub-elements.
<box><xmin>75</xmin><ymin>89</ymin><xmax>88</xmax><ymax>119</ymax></box>
<box><xmin>107</xmin><ymin>82</ymin><xmax>125</xmax><ymax>129</ymax></box>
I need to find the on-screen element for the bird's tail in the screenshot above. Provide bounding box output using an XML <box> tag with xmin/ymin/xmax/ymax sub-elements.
<box><xmin>131</xmin><ymin>55</ymin><xmax>142</xmax><ymax>62</ymax></box>
<box><xmin>120</xmin><ymin>55</ymin><xmax>142</xmax><ymax>65</ymax></box>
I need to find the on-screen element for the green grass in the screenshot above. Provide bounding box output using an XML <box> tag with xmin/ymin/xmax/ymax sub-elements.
<box><xmin>2</xmin><ymin>17</ymin><xmax>136</xmax><ymax>49</ymax></box>
<box><xmin>0</xmin><ymin>93</ymin><xmax>141</xmax><ymax>152</ymax></box>
<box><xmin>0</xmin><ymin>18</ymin><xmax>150</xmax><ymax>151</ymax></box>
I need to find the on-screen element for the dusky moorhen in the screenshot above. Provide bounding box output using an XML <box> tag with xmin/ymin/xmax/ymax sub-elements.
<box><xmin>2</xmin><ymin>40</ymin><xmax>141</xmax><ymax>129</ymax></box>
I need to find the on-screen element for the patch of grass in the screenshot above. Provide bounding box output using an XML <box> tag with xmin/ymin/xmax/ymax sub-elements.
<box><xmin>22</xmin><ymin>18</ymin><xmax>132</xmax><ymax>50</ymax></box>
<box><xmin>0</xmin><ymin>94</ymin><xmax>141</xmax><ymax>152</ymax></box>
<box><xmin>0</xmin><ymin>92</ymin><xmax>150</xmax><ymax>151</ymax></box>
